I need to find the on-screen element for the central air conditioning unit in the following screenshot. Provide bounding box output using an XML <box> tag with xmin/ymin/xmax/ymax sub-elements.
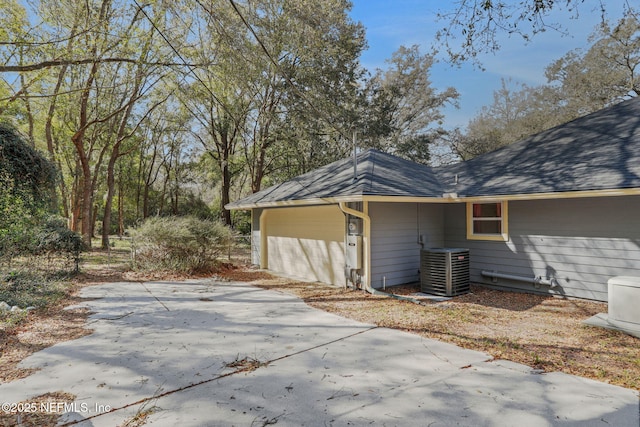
<box><xmin>420</xmin><ymin>248</ymin><xmax>470</xmax><ymax>297</ymax></box>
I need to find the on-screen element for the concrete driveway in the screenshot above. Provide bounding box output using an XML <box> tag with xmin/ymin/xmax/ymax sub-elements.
<box><xmin>0</xmin><ymin>279</ymin><xmax>638</xmax><ymax>426</ymax></box>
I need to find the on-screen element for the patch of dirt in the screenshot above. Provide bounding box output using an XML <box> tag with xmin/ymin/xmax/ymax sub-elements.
<box><xmin>211</xmin><ymin>263</ymin><xmax>280</xmax><ymax>283</ymax></box>
<box><xmin>224</xmin><ymin>355</ymin><xmax>269</xmax><ymax>373</ymax></box>
<box><xmin>0</xmin><ymin>286</ymin><xmax>92</xmax><ymax>383</ymax></box>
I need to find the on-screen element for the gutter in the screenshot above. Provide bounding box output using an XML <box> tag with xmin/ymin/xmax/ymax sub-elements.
<box><xmin>225</xmin><ymin>188</ymin><xmax>640</xmax><ymax>211</ymax></box>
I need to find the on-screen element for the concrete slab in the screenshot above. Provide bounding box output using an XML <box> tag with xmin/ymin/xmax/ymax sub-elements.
<box><xmin>585</xmin><ymin>313</ymin><xmax>640</xmax><ymax>339</ymax></box>
<box><xmin>139</xmin><ymin>329</ymin><xmax>638</xmax><ymax>427</ymax></box>
<box><xmin>0</xmin><ymin>279</ymin><xmax>637</xmax><ymax>426</ymax></box>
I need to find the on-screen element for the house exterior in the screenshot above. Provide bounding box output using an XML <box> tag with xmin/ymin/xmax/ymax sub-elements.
<box><xmin>227</xmin><ymin>97</ymin><xmax>640</xmax><ymax>302</ymax></box>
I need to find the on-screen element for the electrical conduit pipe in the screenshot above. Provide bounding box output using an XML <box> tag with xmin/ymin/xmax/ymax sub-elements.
<box><xmin>481</xmin><ymin>270</ymin><xmax>557</xmax><ymax>288</ymax></box>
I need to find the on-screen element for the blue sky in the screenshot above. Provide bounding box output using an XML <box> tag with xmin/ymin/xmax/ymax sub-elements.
<box><xmin>349</xmin><ymin>1</ymin><xmax>627</xmax><ymax>130</ymax></box>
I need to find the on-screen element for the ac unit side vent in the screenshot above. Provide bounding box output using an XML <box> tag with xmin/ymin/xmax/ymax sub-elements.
<box><xmin>420</xmin><ymin>248</ymin><xmax>470</xmax><ymax>297</ymax></box>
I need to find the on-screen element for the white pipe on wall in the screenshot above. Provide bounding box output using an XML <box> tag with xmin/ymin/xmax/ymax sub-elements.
<box><xmin>481</xmin><ymin>270</ymin><xmax>557</xmax><ymax>288</ymax></box>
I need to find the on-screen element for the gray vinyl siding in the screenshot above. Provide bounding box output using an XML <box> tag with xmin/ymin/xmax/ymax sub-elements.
<box><xmin>251</xmin><ymin>208</ymin><xmax>262</xmax><ymax>266</ymax></box>
<box><xmin>444</xmin><ymin>196</ymin><xmax>640</xmax><ymax>301</ymax></box>
<box><xmin>369</xmin><ymin>202</ymin><xmax>444</xmax><ymax>288</ymax></box>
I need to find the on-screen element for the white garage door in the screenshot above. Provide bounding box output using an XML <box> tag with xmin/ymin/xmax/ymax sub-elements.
<box><xmin>266</xmin><ymin>205</ymin><xmax>345</xmax><ymax>285</ymax></box>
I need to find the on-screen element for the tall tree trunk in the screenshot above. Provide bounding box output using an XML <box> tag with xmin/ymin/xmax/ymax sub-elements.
<box><xmin>44</xmin><ymin>25</ymin><xmax>76</xmax><ymax>216</ymax></box>
<box><xmin>69</xmin><ymin>163</ymin><xmax>82</xmax><ymax>232</ymax></box>
<box><xmin>71</xmin><ymin>0</ymin><xmax>112</xmax><ymax>247</ymax></box>
<box><xmin>102</xmin><ymin>147</ymin><xmax>118</xmax><ymax>247</ymax></box>
<box><xmin>92</xmin><ymin>202</ymin><xmax>99</xmax><ymax>237</ymax></box>
<box><xmin>57</xmin><ymin>159</ymin><xmax>70</xmax><ymax>219</ymax></box>
<box><xmin>143</xmin><ymin>184</ymin><xmax>151</xmax><ymax>218</ymax></box>
<box><xmin>158</xmin><ymin>168</ymin><xmax>169</xmax><ymax>216</ymax></box>
<box><xmin>251</xmin><ymin>144</ymin><xmax>268</xmax><ymax>193</ymax></box>
<box><xmin>100</xmin><ymin>21</ymin><xmax>157</xmax><ymax>247</ymax></box>
<box><xmin>71</xmin><ymin>58</ymin><xmax>98</xmax><ymax>247</ymax></box>
<box><xmin>77</xmin><ymin>151</ymin><xmax>93</xmax><ymax>246</ymax></box>
<box><xmin>117</xmin><ymin>178</ymin><xmax>124</xmax><ymax>236</ymax></box>
<box><xmin>221</xmin><ymin>158</ymin><xmax>232</xmax><ymax>225</ymax></box>
<box><xmin>141</xmin><ymin>147</ymin><xmax>160</xmax><ymax>219</ymax></box>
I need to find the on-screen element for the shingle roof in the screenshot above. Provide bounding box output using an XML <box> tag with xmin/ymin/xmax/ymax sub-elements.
<box><xmin>227</xmin><ymin>96</ymin><xmax>640</xmax><ymax>209</ymax></box>
<box><xmin>436</xmin><ymin>96</ymin><xmax>640</xmax><ymax>197</ymax></box>
<box><xmin>226</xmin><ymin>149</ymin><xmax>443</xmax><ymax>208</ymax></box>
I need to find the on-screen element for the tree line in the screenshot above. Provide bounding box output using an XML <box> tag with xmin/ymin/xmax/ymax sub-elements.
<box><xmin>1</xmin><ymin>0</ymin><xmax>459</xmax><ymax>249</ymax></box>
<box><xmin>0</xmin><ymin>0</ymin><xmax>637</xmax><ymax>250</ymax></box>
<box><xmin>452</xmin><ymin>10</ymin><xmax>639</xmax><ymax>160</ymax></box>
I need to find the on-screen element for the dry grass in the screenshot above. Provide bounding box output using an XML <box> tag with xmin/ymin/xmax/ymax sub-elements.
<box><xmin>1</xmin><ymin>253</ymin><xmax>638</xmax><ymax>409</ymax></box>
<box><xmin>0</xmin><ymin>301</ymin><xmax>90</xmax><ymax>383</ymax></box>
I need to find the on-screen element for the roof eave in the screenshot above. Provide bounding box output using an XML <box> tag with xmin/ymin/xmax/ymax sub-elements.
<box><xmin>227</xmin><ymin>187</ymin><xmax>640</xmax><ymax>210</ymax></box>
<box><xmin>463</xmin><ymin>187</ymin><xmax>640</xmax><ymax>202</ymax></box>
<box><xmin>225</xmin><ymin>195</ymin><xmax>365</xmax><ymax>210</ymax></box>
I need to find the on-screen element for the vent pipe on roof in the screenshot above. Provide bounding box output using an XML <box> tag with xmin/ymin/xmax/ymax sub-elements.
<box><xmin>352</xmin><ymin>130</ymin><xmax>357</xmax><ymax>182</ymax></box>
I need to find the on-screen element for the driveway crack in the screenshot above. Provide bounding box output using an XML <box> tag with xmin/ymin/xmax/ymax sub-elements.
<box><xmin>139</xmin><ymin>282</ymin><xmax>170</xmax><ymax>311</ymax></box>
<box><xmin>58</xmin><ymin>326</ymin><xmax>378</xmax><ymax>426</ymax></box>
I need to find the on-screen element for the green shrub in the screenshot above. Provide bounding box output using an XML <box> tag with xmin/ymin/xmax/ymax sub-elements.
<box><xmin>0</xmin><ymin>123</ymin><xmax>57</xmax><ymax>212</ymax></box>
<box><xmin>0</xmin><ymin>268</ymin><xmax>73</xmax><ymax>329</ymax></box>
<box><xmin>34</xmin><ymin>216</ymin><xmax>85</xmax><ymax>254</ymax></box>
<box><xmin>0</xmin><ymin>270</ymin><xmax>67</xmax><ymax>308</ymax></box>
<box><xmin>231</xmin><ymin>210</ymin><xmax>251</xmax><ymax>235</ymax></box>
<box><xmin>131</xmin><ymin>216</ymin><xmax>233</xmax><ymax>273</ymax></box>
<box><xmin>32</xmin><ymin>216</ymin><xmax>85</xmax><ymax>272</ymax></box>
<box><xmin>0</xmin><ymin>184</ymin><xmax>38</xmax><ymax>261</ymax></box>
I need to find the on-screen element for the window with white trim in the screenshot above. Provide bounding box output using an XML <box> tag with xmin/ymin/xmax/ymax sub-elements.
<box><xmin>466</xmin><ymin>201</ymin><xmax>508</xmax><ymax>241</ymax></box>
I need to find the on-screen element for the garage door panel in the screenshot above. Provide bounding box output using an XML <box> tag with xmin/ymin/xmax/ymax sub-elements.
<box><xmin>266</xmin><ymin>206</ymin><xmax>345</xmax><ymax>285</ymax></box>
<box><xmin>268</xmin><ymin>237</ymin><xmax>344</xmax><ymax>284</ymax></box>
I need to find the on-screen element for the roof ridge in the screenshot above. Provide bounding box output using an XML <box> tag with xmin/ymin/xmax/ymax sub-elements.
<box><xmin>366</xmin><ymin>149</ymin><xmax>376</xmax><ymax>194</ymax></box>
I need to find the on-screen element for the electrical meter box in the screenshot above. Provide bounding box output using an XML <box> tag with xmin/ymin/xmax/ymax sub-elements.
<box><xmin>346</xmin><ymin>234</ymin><xmax>362</xmax><ymax>270</ymax></box>
<box><xmin>347</xmin><ymin>217</ymin><xmax>362</xmax><ymax>235</ymax></box>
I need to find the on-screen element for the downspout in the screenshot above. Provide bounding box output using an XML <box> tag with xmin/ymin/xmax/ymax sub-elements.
<box><xmin>338</xmin><ymin>202</ymin><xmax>430</xmax><ymax>305</ymax></box>
<box><xmin>339</xmin><ymin>201</ymin><xmax>371</xmax><ymax>290</ymax></box>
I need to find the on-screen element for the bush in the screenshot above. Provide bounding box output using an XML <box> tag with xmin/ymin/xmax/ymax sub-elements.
<box><xmin>0</xmin><ymin>270</ymin><xmax>67</xmax><ymax>309</ymax></box>
<box><xmin>0</xmin><ymin>213</ymin><xmax>84</xmax><ymax>271</ymax></box>
<box><xmin>231</xmin><ymin>210</ymin><xmax>251</xmax><ymax>235</ymax></box>
<box><xmin>32</xmin><ymin>216</ymin><xmax>85</xmax><ymax>272</ymax></box>
<box><xmin>0</xmin><ymin>123</ymin><xmax>57</xmax><ymax>211</ymax></box>
<box><xmin>131</xmin><ymin>216</ymin><xmax>233</xmax><ymax>273</ymax></box>
<box><xmin>0</xmin><ymin>184</ymin><xmax>38</xmax><ymax>261</ymax></box>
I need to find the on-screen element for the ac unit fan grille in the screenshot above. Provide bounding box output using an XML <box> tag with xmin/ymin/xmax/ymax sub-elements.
<box><xmin>420</xmin><ymin>249</ymin><xmax>470</xmax><ymax>297</ymax></box>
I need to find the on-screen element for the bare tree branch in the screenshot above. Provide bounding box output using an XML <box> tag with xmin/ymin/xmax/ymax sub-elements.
<box><xmin>0</xmin><ymin>58</ymin><xmax>213</xmax><ymax>72</ymax></box>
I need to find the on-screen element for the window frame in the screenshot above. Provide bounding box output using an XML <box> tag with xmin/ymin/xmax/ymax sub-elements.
<box><xmin>466</xmin><ymin>201</ymin><xmax>509</xmax><ymax>241</ymax></box>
